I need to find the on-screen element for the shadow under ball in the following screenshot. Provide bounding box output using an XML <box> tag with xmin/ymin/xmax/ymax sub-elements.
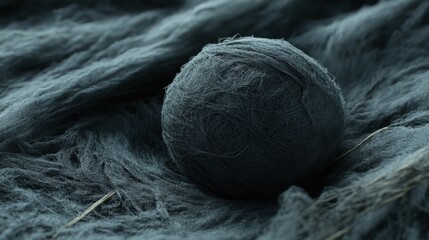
<box><xmin>161</xmin><ymin>37</ymin><xmax>346</xmax><ymax>199</ymax></box>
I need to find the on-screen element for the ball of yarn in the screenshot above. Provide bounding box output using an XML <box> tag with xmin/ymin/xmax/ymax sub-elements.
<box><xmin>161</xmin><ymin>37</ymin><xmax>345</xmax><ymax>199</ymax></box>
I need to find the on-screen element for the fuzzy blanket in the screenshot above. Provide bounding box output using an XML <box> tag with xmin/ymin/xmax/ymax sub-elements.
<box><xmin>1</xmin><ymin>0</ymin><xmax>429</xmax><ymax>239</ymax></box>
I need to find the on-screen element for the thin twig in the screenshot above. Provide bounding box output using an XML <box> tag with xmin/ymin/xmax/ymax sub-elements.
<box><xmin>332</xmin><ymin>127</ymin><xmax>390</xmax><ymax>164</ymax></box>
<box><xmin>51</xmin><ymin>190</ymin><xmax>117</xmax><ymax>239</ymax></box>
<box><xmin>325</xmin><ymin>226</ymin><xmax>351</xmax><ymax>240</ymax></box>
<box><xmin>65</xmin><ymin>191</ymin><xmax>116</xmax><ymax>227</ymax></box>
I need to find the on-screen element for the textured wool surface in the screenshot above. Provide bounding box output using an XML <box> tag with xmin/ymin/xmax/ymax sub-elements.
<box><xmin>1</xmin><ymin>0</ymin><xmax>429</xmax><ymax>239</ymax></box>
<box><xmin>162</xmin><ymin>37</ymin><xmax>346</xmax><ymax>199</ymax></box>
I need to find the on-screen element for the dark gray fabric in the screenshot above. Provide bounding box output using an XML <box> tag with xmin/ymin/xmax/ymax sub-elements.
<box><xmin>161</xmin><ymin>37</ymin><xmax>346</xmax><ymax>199</ymax></box>
<box><xmin>1</xmin><ymin>0</ymin><xmax>429</xmax><ymax>239</ymax></box>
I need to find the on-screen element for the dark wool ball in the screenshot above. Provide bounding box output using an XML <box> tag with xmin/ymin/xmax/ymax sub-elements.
<box><xmin>161</xmin><ymin>37</ymin><xmax>345</xmax><ymax>199</ymax></box>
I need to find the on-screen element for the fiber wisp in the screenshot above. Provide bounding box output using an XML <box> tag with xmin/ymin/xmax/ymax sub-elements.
<box><xmin>161</xmin><ymin>37</ymin><xmax>346</xmax><ymax>199</ymax></box>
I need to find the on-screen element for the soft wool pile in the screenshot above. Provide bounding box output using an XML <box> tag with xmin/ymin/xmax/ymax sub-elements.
<box><xmin>1</xmin><ymin>0</ymin><xmax>429</xmax><ymax>239</ymax></box>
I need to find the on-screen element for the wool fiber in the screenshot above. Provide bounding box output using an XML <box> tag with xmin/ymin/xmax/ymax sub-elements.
<box><xmin>162</xmin><ymin>37</ymin><xmax>345</xmax><ymax>199</ymax></box>
<box><xmin>1</xmin><ymin>0</ymin><xmax>429</xmax><ymax>239</ymax></box>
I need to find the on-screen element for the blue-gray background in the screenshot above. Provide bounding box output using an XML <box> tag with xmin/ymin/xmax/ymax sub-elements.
<box><xmin>1</xmin><ymin>0</ymin><xmax>429</xmax><ymax>239</ymax></box>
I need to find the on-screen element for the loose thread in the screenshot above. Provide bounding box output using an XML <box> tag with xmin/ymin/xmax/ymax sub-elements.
<box><xmin>332</xmin><ymin>127</ymin><xmax>390</xmax><ymax>164</ymax></box>
<box><xmin>51</xmin><ymin>190</ymin><xmax>117</xmax><ymax>240</ymax></box>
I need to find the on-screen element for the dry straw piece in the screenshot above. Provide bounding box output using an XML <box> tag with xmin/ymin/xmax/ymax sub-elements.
<box><xmin>51</xmin><ymin>191</ymin><xmax>117</xmax><ymax>240</ymax></box>
<box><xmin>332</xmin><ymin>126</ymin><xmax>390</xmax><ymax>163</ymax></box>
<box><xmin>302</xmin><ymin>145</ymin><xmax>429</xmax><ymax>240</ymax></box>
